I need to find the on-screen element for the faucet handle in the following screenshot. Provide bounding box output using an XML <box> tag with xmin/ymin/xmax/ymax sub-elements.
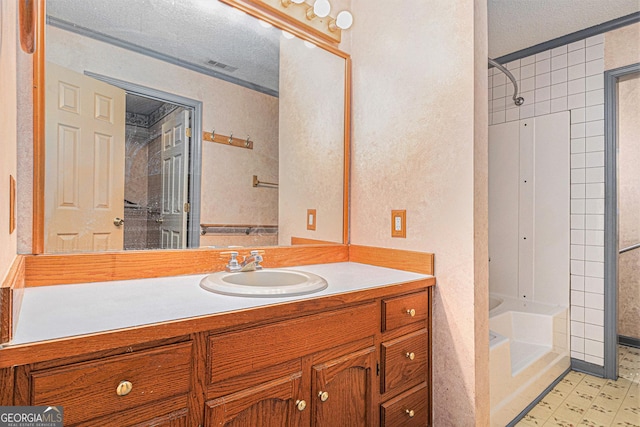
<box><xmin>221</xmin><ymin>251</ymin><xmax>240</xmax><ymax>271</ymax></box>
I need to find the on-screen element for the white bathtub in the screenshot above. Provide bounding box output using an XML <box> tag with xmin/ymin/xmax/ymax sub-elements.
<box><xmin>489</xmin><ymin>294</ymin><xmax>570</xmax><ymax>426</ymax></box>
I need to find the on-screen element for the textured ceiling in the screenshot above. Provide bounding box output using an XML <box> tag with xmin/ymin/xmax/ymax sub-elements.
<box><xmin>46</xmin><ymin>0</ymin><xmax>282</xmax><ymax>93</ymax></box>
<box><xmin>488</xmin><ymin>0</ymin><xmax>640</xmax><ymax>58</ymax></box>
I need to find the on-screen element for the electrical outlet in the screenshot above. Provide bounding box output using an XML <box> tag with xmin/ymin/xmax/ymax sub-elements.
<box><xmin>391</xmin><ymin>210</ymin><xmax>406</xmax><ymax>238</ymax></box>
<box><xmin>307</xmin><ymin>209</ymin><xmax>316</xmax><ymax>231</ymax></box>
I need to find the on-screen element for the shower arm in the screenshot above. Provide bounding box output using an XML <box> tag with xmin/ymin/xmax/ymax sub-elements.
<box><xmin>489</xmin><ymin>58</ymin><xmax>525</xmax><ymax>106</ymax></box>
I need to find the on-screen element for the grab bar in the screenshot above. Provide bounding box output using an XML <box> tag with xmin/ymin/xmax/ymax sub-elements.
<box><xmin>620</xmin><ymin>242</ymin><xmax>640</xmax><ymax>254</ymax></box>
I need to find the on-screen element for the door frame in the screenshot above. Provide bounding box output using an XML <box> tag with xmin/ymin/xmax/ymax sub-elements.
<box><xmin>603</xmin><ymin>62</ymin><xmax>640</xmax><ymax>379</ymax></box>
<box><xmin>85</xmin><ymin>71</ymin><xmax>203</xmax><ymax>248</ymax></box>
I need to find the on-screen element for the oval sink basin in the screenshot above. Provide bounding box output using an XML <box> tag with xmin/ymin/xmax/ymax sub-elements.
<box><xmin>200</xmin><ymin>269</ymin><xmax>328</xmax><ymax>297</ymax></box>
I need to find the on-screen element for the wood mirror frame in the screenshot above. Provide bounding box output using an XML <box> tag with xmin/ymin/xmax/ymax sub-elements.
<box><xmin>31</xmin><ymin>0</ymin><xmax>351</xmax><ymax>260</ymax></box>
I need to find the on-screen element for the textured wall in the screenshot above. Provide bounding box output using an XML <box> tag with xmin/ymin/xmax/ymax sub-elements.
<box><xmin>617</xmin><ymin>73</ymin><xmax>640</xmax><ymax>339</ymax></box>
<box><xmin>0</xmin><ymin>1</ymin><xmax>19</xmax><ymax>278</ymax></box>
<box><xmin>42</xmin><ymin>27</ymin><xmax>280</xmax><ymax>246</ymax></box>
<box><xmin>604</xmin><ymin>22</ymin><xmax>640</xmax><ymax>71</ymax></box>
<box><xmin>278</xmin><ymin>36</ymin><xmax>345</xmax><ymax>245</ymax></box>
<box><xmin>349</xmin><ymin>0</ymin><xmax>488</xmax><ymax>424</ymax></box>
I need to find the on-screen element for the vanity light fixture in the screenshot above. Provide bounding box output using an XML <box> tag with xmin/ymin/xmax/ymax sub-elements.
<box><xmin>280</xmin><ymin>0</ymin><xmax>305</xmax><ymax>6</ymax></box>
<box><xmin>277</xmin><ymin>0</ymin><xmax>354</xmax><ymax>37</ymax></box>
<box><xmin>329</xmin><ymin>10</ymin><xmax>353</xmax><ymax>31</ymax></box>
<box><xmin>313</xmin><ymin>0</ymin><xmax>331</xmax><ymax>18</ymax></box>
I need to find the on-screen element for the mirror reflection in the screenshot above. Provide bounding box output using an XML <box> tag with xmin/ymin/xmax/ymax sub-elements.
<box><xmin>43</xmin><ymin>0</ymin><xmax>346</xmax><ymax>253</ymax></box>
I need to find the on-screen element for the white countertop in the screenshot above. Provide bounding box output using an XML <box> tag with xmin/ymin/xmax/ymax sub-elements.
<box><xmin>10</xmin><ymin>262</ymin><xmax>431</xmax><ymax>346</ymax></box>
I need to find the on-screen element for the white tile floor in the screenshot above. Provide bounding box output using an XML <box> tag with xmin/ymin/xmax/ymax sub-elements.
<box><xmin>516</xmin><ymin>345</ymin><xmax>640</xmax><ymax>426</ymax></box>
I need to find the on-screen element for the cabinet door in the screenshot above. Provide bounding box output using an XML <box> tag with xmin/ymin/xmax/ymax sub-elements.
<box><xmin>312</xmin><ymin>346</ymin><xmax>375</xmax><ymax>427</ymax></box>
<box><xmin>204</xmin><ymin>373</ymin><xmax>303</xmax><ymax>427</ymax></box>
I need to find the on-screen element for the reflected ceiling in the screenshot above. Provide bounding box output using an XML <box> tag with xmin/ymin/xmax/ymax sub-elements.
<box><xmin>46</xmin><ymin>0</ymin><xmax>281</xmax><ymax>94</ymax></box>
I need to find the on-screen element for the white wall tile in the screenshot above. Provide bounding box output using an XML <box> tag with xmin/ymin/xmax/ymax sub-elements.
<box><xmin>571</xmin><ymin>138</ymin><xmax>585</xmax><ymax>153</ymax></box>
<box><xmin>568</xmin><ymin>40</ymin><xmax>585</xmax><ymax>51</ymax></box>
<box><xmin>571</xmin><ymin>229</ymin><xmax>585</xmax><ymax>244</ymax></box>
<box><xmin>585</xmin><ymin>105</ymin><xmax>604</xmax><ymax>122</ymax></box>
<box><xmin>568</xmin><ymin>49</ymin><xmax>586</xmax><ymax>66</ymax></box>
<box><xmin>585</xmin><ymin>245</ymin><xmax>604</xmax><ymax>262</ymax></box>
<box><xmin>519</xmin><ymin>103</ymin><xmax>534</xmax><ymax>119</ymax></box>
<box><xmin>571</xmin><ymin>290</ymin><xmax>585</xmax><ymax>306</ymax></box>
<box><xmin>493</xmin><ymin>84</ymin><xmax>506</xmax><ymax>99</ymax></box>
<box><xmin>584</xmin><ymin>260</ymin><xmax>604</xmax><ymax>278</ymax></box>
<box><xmin>571</xmin><ymin>198</ymin><xmax>585</xmax><ymax>214</ymax></box>
<box><xmin>585</xmin><ymin>75</ymin><xmax>604</xmax><ymax>91</ymax></box>
<box><xmin>584</xmin><ymin>339</ymin><xmax>604</xmax><ymax>358</ymax></box>
<box><xmin>571</xmin><ymin>168</ymin><xmax>586</xmax><ymax>184</ymax></box>
<box><xmin>586</xmin><ymin>59</ymin><xmax>604</xmax><ymax>76</ymax></box>
<box><xmin>571</xmin><ymin>214</ymin><xmax>585</xmax><ymax>229</ymax></box>
<box><xmin>584</xmin><ymin>354</ymin><xmax>604</xmax><ymax>365</ymax></box>
<box><xmin>585</xmin><ymin>167</ymin><xmax>604</xmax><ymax>183</ymax></box>
<box><xmin>493</xmin><ymin>72</ymin><xmax>507</xmax><ymax>86</ymax></box>
<box><xmin>571</xmin><ymin>123</ymin><xmax>586</xmax><ymax>138</ymax></box>
<box><xmin>572</xmin><ymin>336</ymin><xmax>585</xmax><ymax>352</ymax></box>
<box><xmin>552</xmin><ymin>45</ymin><xmax>568</xmax><ymax>57</ymax></box>
<box><xmin>521</xmin><ymin>63</ymin><xmax>536</xmax><ymax>79</ymax></box>
<box><xmin>585</xmin><ymin>136</ymin><xmax>604</xmax><ymax>152</ymax></box>
<box><xmin>585</xmin><ymin>215</ymin><xmax>604</xmax><ymax>231</ymax></box>
<box><xmin>571</xmin><ymin>244</ymin><xmax>585</xmax><ymax>260</ymax></box>
<box><xmin>551</xmin><ymin>97</ymin><xmax>567</xmax><ymax>113</ymax></box>
<box><xmin>505</xmin><ymin>107</ymin><xmax>520</xmax><ymax>122</ymax></box>
<box><xmin>584</xmin><ymin>308</ymin><xmax>603</xmax><ymax>326</ymax></box>
<box><xmin>534</xmin><ymin>101</ymin><xmax>550</xmax><ymax>116</ymax></box>
<box><xmin>585</xmin><ymin>230</ymin><xmax>604</xmax><ymax>246</ymax></box>
<box><xmin>571</xmin><ymin>306</ymin><xmax>585</xmax><ymax>322</ymax></box>
<box><xmin>536</xmin><ymin>59</ymin><xmax>551</xmax><ymax>75</ymax></box>
<box><xmin>568</xmin><ymin>63</ymin><xmax>586</xmax><ymax>80</ymax></box>
<box><xmin>571</xmin><ymin>260</ymin><xmax>585</xmax><ymax>275</ymax></box>
<box><xmin>551</xmin><ymin>68</ymin><xmax>568</xmax><ymax>84</ymax></box>
<box><xmin>492</xmin><ymin>109</ymin><xmax>506</xmax><ymax>125</ymax></box>
<box><xmin>493</xmin><ymin>97</ymin><xmax>506</xmax><ymax>112</ymax></box>
<box><xmin>585</xmin><ymin>34</ymin><xmax>604</xmax><ymax>47</ymax></box>
<box><xmin>585</xmin><ymin>198</ymin><xmax>604</xmax><ymax>214</ymax></box>
<box><xmin>584</xmin><ymin>292</ymin><xmax>604</xmax><ymax>310</ymax></box>
<box><xmin>535</xmin><ymin>72</ymin><xmax>551</xmax><ymax>88</ymax></box>
<box><xmin>521</xmin><ymin>77</ymin><xmax>535</xmax><ymax>92</ymax></box>
<box><xmin>535</xmin><ymin>86</ymin><xmax>551</xmax><ymax>101</ymax></box>
<box><xmin>568</xmin><ymin>93</ymin><xmax>586</xmax><ymax>109</ymax></box>
<box><xmin>551</xmin><ymin>82</ymin><xmax>568</xmax><ymax>99</ymax></box>
<box><xmin>572</xmin><ymin>320</ymin><xmax>585</xmax><ymax>337</ymax></box>
<box><xmin>521</xmin><ymin>55</ymin><xmax>535</xmax><ymax>66</ymax></box>
<box><xmin>535</xmin><ymin>50</ymin><xmax>551</xmax><ymax>61</ymax></box>
<box><xmin>585</xmin><ymin>183</ymin><xmax>604</xmax><ymax>198</ymax></box>
<box><xmin>584</xmin><ymin>277</ymin><xmax>603</xmax><ymax>294</ymax></box>
<box><xmin>571</xmin><ymin>108</ymin><xmax>586</xmax><ymax>124</ymax></box>
<box><xmin>585</xmin><ymin>89</ymin><xmax>604</xmax><ymax>107</ymax></box>
<box><xmin>584</xmin><ymin>323</ymin><xmax>604</xmax><ymax>342</ymax></box>
<box><xmin>571</xmin><ymin>183</ymin><xmax>586</xmax><ymax>199</ymax></box>
<box><xmin>585</xmin><ymin>44</ymin><xmax>604</xmax><ymax>61</ymax></box>
<box><xmin>568</xmin><ymin>78</ymin><xmax>585</xmax><ymax>95</ymax></box>
<box><xmin>551</xmin><ymin>54</ymin><xmax>568</xmax><ymax>70</ymax></box>
<box><xmin>571</xmin><ymin>274</ymin><xmax>585</xmax><ymax>291</ymax></box>
<box><xmin>507</xmin><ymin>59</ymin><xmax>521</xmax><ymax>69</ymax></box>
<box><xmin>585</xmin><ymin>151</ymin><xmax>604</xmax><ymax>167</ymax></box>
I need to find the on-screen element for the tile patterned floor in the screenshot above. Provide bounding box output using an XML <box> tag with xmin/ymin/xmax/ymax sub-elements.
<box><xmin>516</xmin><ymin>345</ymin><xmax>640</xmax><ymax>427</ymax></box>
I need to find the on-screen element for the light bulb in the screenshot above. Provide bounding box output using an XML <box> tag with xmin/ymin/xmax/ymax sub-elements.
<box><xmin>291</xmin><ymin>0</ymin><xmax>305</xmax><ymax>3</ymax></box>
<box><xmin>282</xmin><ymin>30</ymin><xmax>295</xmax><ymax>39</ymax></box>
<box><xmin>258</xmin><ymin>20</ymin><xmax>273</xmax><ymax>28</ymax></box>
<box><xmin>336</xmin><ymin>10</ymin><xmax>353</xmax><ymax>29</ymax></box>
<box><xmin>313</xmin><ymin>0</ymin><xmax>330</xmax><ymax>18</ymax></box>
<box><xmin>304</xmin><ymin>41</ymin><xmax>317</xmax><ymax>49</ymax></box>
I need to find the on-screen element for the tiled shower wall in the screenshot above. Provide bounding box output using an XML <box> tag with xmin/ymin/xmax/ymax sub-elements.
<box><xmin>488</xmin><ymin>34</ymin><xmax>606</xmax><ymax>366</ymax></box>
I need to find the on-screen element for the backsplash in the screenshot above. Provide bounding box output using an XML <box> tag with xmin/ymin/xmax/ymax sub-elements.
<box><xmin>489</xmin><ymin>34</ymin><xmax>606</xmax><ymax>367</ymax></box>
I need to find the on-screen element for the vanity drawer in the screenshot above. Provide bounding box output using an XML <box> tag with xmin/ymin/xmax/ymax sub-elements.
<box><xmin>31</xmin><ymin>342</ymin><xmax>192</xmax><ymax>426</ymax></box>
<box><xmin>382</xmin><ymin>290</ymin><xmax>429</xmax><ymax>332</ymax></box>
<box><xmin>208</xmin><ymin>302</ymin><xmax>377</xmax><ymax>384</ymax></box>
<box><xmin>381</xmin><ymin>382</ymin><xmax>430</xmax><ymax>427</ymax></box>
<box><xmin>381</xmin><ymin>329</ymin><xmax>428</xmax><ymax>394</ymax></box>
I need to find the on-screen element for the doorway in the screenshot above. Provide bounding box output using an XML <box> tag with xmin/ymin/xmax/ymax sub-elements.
<box><xmin>603</xmin><ymin>63</ymin><xmax>640</xmax><ymax>379</ymax></box>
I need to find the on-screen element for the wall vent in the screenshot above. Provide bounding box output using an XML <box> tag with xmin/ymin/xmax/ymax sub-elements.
<box><xmin>206</xmin><ymin>60</ymin><xmax>238</xmax><ymax>72</ymax></box>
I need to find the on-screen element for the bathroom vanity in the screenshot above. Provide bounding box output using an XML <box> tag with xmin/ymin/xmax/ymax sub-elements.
<box><xmin>0</xmin><ymin>261</ymin><xmax>435</xmax><ymax>427</ymax></box>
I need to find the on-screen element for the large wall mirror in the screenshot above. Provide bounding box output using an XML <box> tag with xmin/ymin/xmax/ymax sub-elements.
<box><xmin>37</xmin><ymin>0</ymin><xmax>349</xmax><ymax>254</ymax></box>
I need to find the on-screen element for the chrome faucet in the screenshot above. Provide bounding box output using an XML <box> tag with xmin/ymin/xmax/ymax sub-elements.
<box><xmin>224</xmin><ymin>251</ymin><xmax>242</xmax><ymax>272</ymax></box>
<box><xmin>240</xmin><ymin>250</ymin><xmax>264</xmax><ymax>272</ymax></box>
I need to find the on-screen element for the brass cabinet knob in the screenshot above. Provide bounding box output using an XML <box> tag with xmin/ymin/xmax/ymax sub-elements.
<box><xmin>296</xmin><ymin>400</ymin><xmax>307</xmax><ymax>411</ymax></box>
<box><xmin>406</xmin><ymin>409</ymin><xmax>415</xmax><ymax>418</ymax></box>
<box><xmin>406</xmin><ymin>352</ymin><xmax>415</xmax><ymax>361</ymax></box>
<box><xmin>113</xmin><ymin>217</ymin><xmax>125</xmax><ymax>227</ymax></box>
<box><xmin>406</xmin><ymin>308</ymin><xmax>416</xmax><ymax>317</ymax></box>
<box><xmin>116</xmin><ymin>380</ymin><xmax>133</xmax><ymax>396</ymax></box>
<box><xmin>318</xmin><ymin>391</ymin><xmax>329</xmax><ymax>402</ymax></box>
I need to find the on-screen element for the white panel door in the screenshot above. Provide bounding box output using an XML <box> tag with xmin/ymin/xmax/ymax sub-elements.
<box><xmin>45</xmin><ymin>62</ymin><xmax>126</xmax><ymax>253</ymax></box>
<box><xmin>160</xmin><ymin>110</ymin><xmax>190</xmax><ymax>249</ymax></box>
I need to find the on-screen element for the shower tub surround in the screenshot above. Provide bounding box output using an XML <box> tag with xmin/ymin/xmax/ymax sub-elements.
<box><xmin>489</xmin><ymin>34</ymin><xmax>607</xmax><ymax>366</ymax></box>
<box><xmin>489</xmin><ymin>294</ymin><xmax>570</xmax><ymax>427</ymax></box>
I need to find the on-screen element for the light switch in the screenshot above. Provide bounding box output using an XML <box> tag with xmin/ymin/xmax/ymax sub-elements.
<box><xmin>307</xmin><ymin>209</ymin><xmax>316</xmax><ymax>231</ymax></box>
<box><xmin>391</xmin><ymin>210</ymin><xmax>406</xmax><ymax>238</ymax></box>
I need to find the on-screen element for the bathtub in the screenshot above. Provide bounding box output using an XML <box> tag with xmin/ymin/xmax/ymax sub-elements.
<box><xmin>489</xmin><ymin>294</ymin><xmax>570</xmax><ymax>426</ymax></box>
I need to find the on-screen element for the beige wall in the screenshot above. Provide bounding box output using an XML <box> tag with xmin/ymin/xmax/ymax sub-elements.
<box><xmin>42</xmin><ymin>27</ymin><xmax>280</xmax><ymax>247</ymax></box>
<box><xmin>278</xmin><ymin>36</ymin><xmax>345</xmax><ymax>245</ymax></box>
<box><xmin>605</xmin><ymin>22</ymin><xmax>640</xmax><ymax>71</ymax></box>
<box><xmin>617</xmin><ymin>72</ymin><xmax>640</xmax><ymax>339</ymax></box>
<box><xmin>349</xmin><ymin>0</ymin><xmax>489</xmax><ymax>424</ymax></box>
<box><xmin>0</xmin><ymin>1</ymin><xmax>19</xmax><ymax>280</ymax></box>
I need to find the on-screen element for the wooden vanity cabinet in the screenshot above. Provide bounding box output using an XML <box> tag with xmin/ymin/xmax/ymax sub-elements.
<box><xmin>10</xmin><ymin>284</ymin><xmax>432</xmax><ymax>427</ymax></box>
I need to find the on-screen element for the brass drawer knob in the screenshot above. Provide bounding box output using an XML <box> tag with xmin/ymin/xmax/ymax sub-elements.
<box><xmin>296</xmin><ymin>400</ymin><xmax>307</xmax><ymax>411</ymax></box>
<box><xmin>116</xmin><ymin>380</ymin><xmax>133</xmax><ymax>396</ymax></box>
<box><xmin>406</xmin><ymin>308</ymin><xmax>416</xmax><ymax>317</ymax></box>
<box><xmin>318</xmin><ymin>391</ymin><xmax>329</xmax><ymax>402</ymax></box>
<box><xmin>406</xmin><ymin>352</ymin><xmax>415</xmax><ymax>361</ymax></box>
<box><xmin>406</xmin><ymin>409</ymin><xmax>415</xmax><ymax>418</ymax></box>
